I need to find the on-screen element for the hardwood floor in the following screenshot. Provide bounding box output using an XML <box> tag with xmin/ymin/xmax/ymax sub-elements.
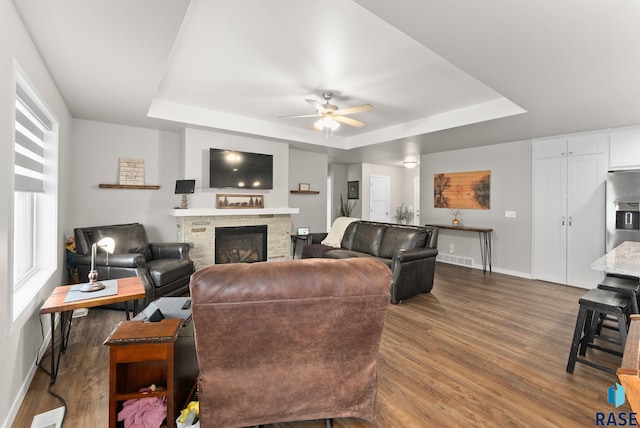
<box><xmin>13</xmin><ymin>263</ymin><xmax>627</xmax><ymax>427</ymax></box>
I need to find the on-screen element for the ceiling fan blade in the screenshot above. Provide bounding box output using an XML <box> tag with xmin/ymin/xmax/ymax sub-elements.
<box><xmin>335</xmin><ymin>115</ymin><xmax>365</xmax><ymax>127</ymax></box>
<box><xmin>306</xmin><ymin>99</ymin><xmax>327</xmax><ymax>113</ymax></box>
<box><xmin>279</xmin><ymin>113</ymin><xmax>321</xmax><ymax>119</ymax></box>
<box><xmin>333</xmin><ymin>104</ymin><xmax>374</xmax><ymax>116</ymax></box>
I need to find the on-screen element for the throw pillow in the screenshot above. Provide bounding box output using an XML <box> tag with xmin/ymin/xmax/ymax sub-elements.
<box><xmin>321</xmin><ymin>217</ymin><xmax>359</xmax><ymax>247</ymax></box>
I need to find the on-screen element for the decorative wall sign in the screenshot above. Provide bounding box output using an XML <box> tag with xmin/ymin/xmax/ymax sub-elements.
<box><xmin>434</xmin><ymin>170</ymin><xmax>490</xmax><ymax>209</ymax></box>
<box><xmin>119</xmin><ymin>157</ymin><xmax>145</xmax><ymax>185</ymax></box>
<box><xmin>298</xmin><ymin>183</ymin><xmax>311</xmax><ymax>191</ymax></box>
<box><xmin>216</xmin><ymin>194</ymin><xmax>264</xmax><ymax>209</ymax></box>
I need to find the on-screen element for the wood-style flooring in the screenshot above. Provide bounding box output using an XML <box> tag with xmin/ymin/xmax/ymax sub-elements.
<box><xmin>13</xmin><ymin>262</ymin><xmax>628</xmax><ymax>427</ymax></box>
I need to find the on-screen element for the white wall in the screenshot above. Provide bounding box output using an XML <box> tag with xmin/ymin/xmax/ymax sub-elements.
<box><xmin>421</xmin><ymin>140</ymin><xmax>532</xmax><ymax>277</ymax></box>
<box><xmin>288</xmin><ymin>149</ymin><xmax>328</xmax><ymax>233</ymax></box>
<box><xmin>67</xmin><ymin>119</ymin><xmax>182</xmax><ymax>242</ymax></box>
<box><xmin>402</xmin><ymin>168</ymin><xmax>420</xmax><ymax>224</ymax></box>
<box><xmin>329</xmin><ymin>163</ymin><xmax>348</xmax><ymax>222</ymax></box>
<box><xmin>1</xmin><ymin>2</ymin><xmax>72</xmax><ymax>426</ymax></box>
<box><xmin>183</xmin><ymin>128</ymin><xmax>290</xmax><ymax>209</ymax></box>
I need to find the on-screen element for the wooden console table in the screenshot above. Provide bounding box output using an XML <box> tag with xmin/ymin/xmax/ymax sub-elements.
<box><xmin>104</xmin><ymin>300</ymin><xmax>198</xmax><ymax>428</ymax></box>
<box><xmin>426</xmin><ymin>224</ymin><xmax>493</xmax><ymax>273</ymax></box>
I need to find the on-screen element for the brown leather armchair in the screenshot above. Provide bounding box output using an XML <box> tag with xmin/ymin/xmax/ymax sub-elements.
<box><xmin>189</xmin><ymin>258</ymin><xmax>391</xmax><ymax>428</ymax></box>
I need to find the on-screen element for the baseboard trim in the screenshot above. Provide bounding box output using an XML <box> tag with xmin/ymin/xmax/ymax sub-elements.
<box><xmin>435</xmin><ymin>259</ymin><xmax>531</xmax><ymax>280</ymax></box>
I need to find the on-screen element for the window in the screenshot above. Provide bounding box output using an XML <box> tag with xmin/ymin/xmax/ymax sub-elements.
<box><xmin>11</xmin><ymin>63</ymin><xmax>58</xmax><ymax>322</ymax></box>
<box><xmin>13</xmin><ymin>192</ymin><xmax>36</xmax><ymax>287</ymax></box>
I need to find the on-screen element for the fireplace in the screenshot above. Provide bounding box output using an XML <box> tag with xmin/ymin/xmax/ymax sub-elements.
<box><xmin>215</xmin><ymin>225</ymin><xmax>268</xmax><ymax>264</ymax></box>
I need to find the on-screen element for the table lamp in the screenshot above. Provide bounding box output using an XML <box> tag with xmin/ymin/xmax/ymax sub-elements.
<box><xmin>175</xmin><ymin>179</ymin><xmax>196</xmax><ymax>209</ymax></box>
<box><xmin>81</xmin><ymin>237</ymin><xmax>115</xmax><ymax>292</ymax></box>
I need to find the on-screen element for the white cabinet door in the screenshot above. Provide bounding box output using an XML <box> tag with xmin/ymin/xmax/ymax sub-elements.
<box><xmin>568</xmin><ymin>134</ymin><xmax>608</xmax><ymax>156</ymax></box>
<box><xmin>532</xmin><ymin>134</ymin><xmax>608</xmax><ymax>288</ymax></box>
<box><xmin>610</xmin><ymin>127</ymin><xmax>640</xmax><ymax>170</ymax></box>
<box><xmin>533</xmin><ymin>156</ymin><xmax>567</xmax><ymax>284</ymax></box>
<box><xmin>534</xmin><ymin>139</ymin><xmax>568</xmax><ymax>159</ymax></box>
<box><xmin>566</xmin><ymin>153</ymin><xmax>607</xmax><ymax>288</ymax></box>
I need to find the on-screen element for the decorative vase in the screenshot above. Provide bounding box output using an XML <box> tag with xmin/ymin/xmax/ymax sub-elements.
<box><xmin>452</xmin><ymin>217</ymin><xmax>460</xmax><ymax>226</ymax></box>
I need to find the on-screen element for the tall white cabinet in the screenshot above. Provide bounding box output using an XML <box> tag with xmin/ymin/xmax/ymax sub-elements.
<box><xmin>532</xmin><ymin>133</ymin><xmax>608</xmax><ymax>288</ymax></box>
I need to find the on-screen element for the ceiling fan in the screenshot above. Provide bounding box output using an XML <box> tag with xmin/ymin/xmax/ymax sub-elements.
<box><xmin>280</xmin><ymin>91</ymin><xmax>373</xmax><ymax>137</ymax></box>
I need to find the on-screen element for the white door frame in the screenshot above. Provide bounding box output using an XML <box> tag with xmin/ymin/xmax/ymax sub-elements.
<box><xmin>413</xmin><ymin>176</ymin><xmax>420</xmax><ymax>225</ymax></box>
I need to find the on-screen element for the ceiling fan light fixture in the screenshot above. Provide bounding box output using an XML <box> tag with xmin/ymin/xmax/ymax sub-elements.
<box><xmin>403</xmin><ymin>161</ymin><xmax>418</xmax><ymax>169</ymax></box>
<box><xmin>314</xmin><ymin>115</ymin><xmax>340</xmax><ymax>131</ymax></box>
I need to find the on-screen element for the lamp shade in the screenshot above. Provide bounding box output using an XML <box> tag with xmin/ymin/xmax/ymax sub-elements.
<box><xmin>97</xmin><ymin>237</ymin><xmax>115</xmax><ymax>254</ymax></box>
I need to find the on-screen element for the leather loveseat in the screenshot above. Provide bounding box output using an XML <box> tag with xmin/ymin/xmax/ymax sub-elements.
<box><xmin>303</xmin><ymin>221</ymin><xmax>438</xmax><ymax>303</ymax></box>
<box><xmin>190</xmin><ymin>258</ymin><xmax>391</xmax><ymax>427</ymax></box>
<box><xmin>74</xmin><ymin>223</ymin><xmax>195</xmax><ymax>307</ymax></box>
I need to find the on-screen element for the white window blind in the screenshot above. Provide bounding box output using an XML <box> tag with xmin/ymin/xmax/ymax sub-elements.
<box><xmin>14</xmin><ymin>83</ymin><xmax>51</xmax><ymax>193</ymax></box>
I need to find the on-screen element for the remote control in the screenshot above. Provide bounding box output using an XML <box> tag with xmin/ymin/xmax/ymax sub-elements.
<box><xmin>181</xmin><ymin>299</ymin><xmax>191</xmax><ymax>310</ymax></box>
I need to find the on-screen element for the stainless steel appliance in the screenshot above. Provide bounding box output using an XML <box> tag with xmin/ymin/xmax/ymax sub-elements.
<box><xmin>606</xmin><ymin>171</ymin><xmax>640</xmax><ymax>251</ymax></box>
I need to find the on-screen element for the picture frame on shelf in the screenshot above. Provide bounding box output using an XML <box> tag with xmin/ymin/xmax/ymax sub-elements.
<box><xmin>348</xmin><ymin>181</ymin><xmax>359</xmax><ymax>199</ymax></box>
<box><xmin>299</xmin><ymin>183</ymin><xmax>311</xmax><ymax>191</ymax></box>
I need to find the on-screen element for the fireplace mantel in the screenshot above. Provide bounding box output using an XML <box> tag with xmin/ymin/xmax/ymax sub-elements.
<box><xmin>169</xmin><ymin>207</ymin><xmax>299</xmax><ymax>217</ymax></box>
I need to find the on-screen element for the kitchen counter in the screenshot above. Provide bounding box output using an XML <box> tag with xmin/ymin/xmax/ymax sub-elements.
<box><xmin>591</xmin><ymin>241</ymin><xmax>640</xmax><ymax>278</ymax></box>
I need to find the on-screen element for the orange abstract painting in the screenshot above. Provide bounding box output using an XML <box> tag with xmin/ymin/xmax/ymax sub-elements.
<box><xmin>434</xmin><ymin>170</ymin><xmax>490</xmax><ymax>209</ymax></box>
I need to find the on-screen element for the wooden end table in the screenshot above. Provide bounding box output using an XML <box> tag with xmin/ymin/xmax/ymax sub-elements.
<box><xmin>104</xmin><ymin>314</ymin><xmax>198</xmax><ymax>428</ymax></box>
<box><xmin>39</xmin><ymin>276</ymin><xmax>146</xmax><ymax>384</ymax></box>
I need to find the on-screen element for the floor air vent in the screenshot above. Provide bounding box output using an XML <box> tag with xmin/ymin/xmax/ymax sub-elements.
<box><xmin>437</xmin><ymin>254</ymin><xmax>474</xmax><ymax>267</ymax></box>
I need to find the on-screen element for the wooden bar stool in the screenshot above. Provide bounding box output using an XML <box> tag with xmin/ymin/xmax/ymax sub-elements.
<box><xmin>567</xmin><ymin>288</ymin><xmax>631</xmax><ymax>375</ymax></box>
<box><xmin>598</xmin><ymin>274</ymin><xmax>640</xmax><ymax>314</ymax></box>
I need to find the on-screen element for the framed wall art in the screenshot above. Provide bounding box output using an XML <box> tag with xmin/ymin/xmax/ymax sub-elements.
<box><xmin>433</xmin><ymin>170</ymin><xmax>491</xmax><ymax>210</ymax></box>
<box><xmin>348</xmin><ymin>181</ymin><xmax>359</xmax><ymax>199</ymax></box>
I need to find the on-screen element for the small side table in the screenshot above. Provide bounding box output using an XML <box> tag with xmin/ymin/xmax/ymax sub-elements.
<box><xmin>104</xmin><ymin>310</ymin><xmax>198</xmax><ymax>428</ymax></box>
<box><xmin>291</xmin><ymin>234</ymin><xmax>311</xmax><ymax>259</ymax></box>
<box><xmin>39</xmin><ymin>276</ymin><xmax>146</xmax><ymax>384</ymax></box>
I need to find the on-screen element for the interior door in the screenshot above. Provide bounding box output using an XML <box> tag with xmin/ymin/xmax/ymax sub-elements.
<box><xmin>370</xmin><ymin>175</ymin><xmax>390</xmax><ymax>222</ymax></box>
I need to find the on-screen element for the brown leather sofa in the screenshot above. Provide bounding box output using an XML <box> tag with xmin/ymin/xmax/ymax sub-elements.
<box><xmin>189</xmin><ymin>258</ymin><xmax>391</xmax><ymax>428</ymax></box>
<box><xmin>302</xmin><ymin>221</ymin><xmax>439</xmax><ymax>303</ymax></box>
<box><xmin>74</xmin><ymin>223</ymin><xmax>194</xmax><ymax>307</ymax></box>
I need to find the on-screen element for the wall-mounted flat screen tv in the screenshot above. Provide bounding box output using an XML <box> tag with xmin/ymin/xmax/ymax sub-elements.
<box><xmin>209</xmin><ymin>148</ymin><xmax>273</xmax><ymax>189</ymax></box>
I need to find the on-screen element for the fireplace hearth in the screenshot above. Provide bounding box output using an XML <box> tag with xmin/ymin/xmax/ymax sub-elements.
<box><xmin>215</xmin><ymin>225</ymin><xmax>267</xmax><ymax>264</ymax></box>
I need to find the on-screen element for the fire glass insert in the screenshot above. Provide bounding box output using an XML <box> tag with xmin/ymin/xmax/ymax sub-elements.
<box><xmin>215</xmin><ymin>225</ymin><xmax>267</xmax><ymax>264</ymax></box>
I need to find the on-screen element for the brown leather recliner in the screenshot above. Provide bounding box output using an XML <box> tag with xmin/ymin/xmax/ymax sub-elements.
<box><xmin>189</xmin><ymin>258</ymin><xmax>392</xmax><ymax>428</ymax></box>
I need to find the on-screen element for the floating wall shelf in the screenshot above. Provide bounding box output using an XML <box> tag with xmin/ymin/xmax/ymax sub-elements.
<box><xmin>290</xmin><ymin>190</ymin><xmax>320</xmax><ymax>195</ymax></box>
<box><xmin>99</xmin><ymin>184</ymin><xmax>160</xmax><ymax>190</ymax></box>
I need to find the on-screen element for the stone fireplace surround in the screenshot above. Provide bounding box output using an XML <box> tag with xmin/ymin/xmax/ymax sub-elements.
<box><xmin>170</xmin><ymin>207</ymin><xmax>299</xmax><ymax>270</ymax></box>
